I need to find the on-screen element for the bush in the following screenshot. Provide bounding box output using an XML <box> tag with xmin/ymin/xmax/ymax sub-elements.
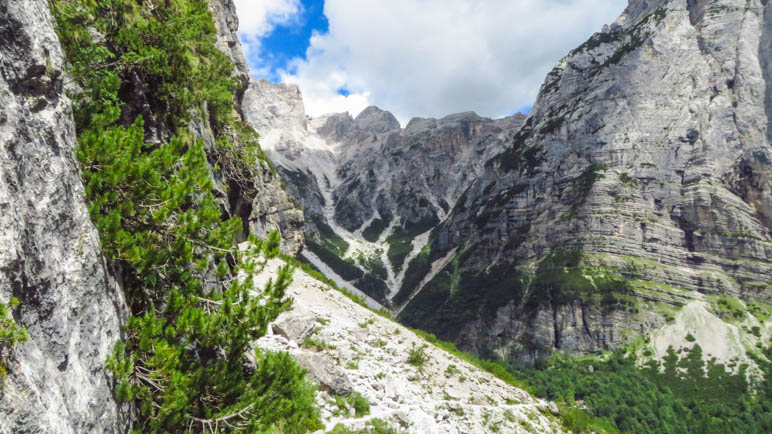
<box><xmin>407</xmin><ymin>343</ymin><xmax>429</xmax><ymax>367</ymax></box>
<box><xmin>0</xmin><ymin>298</ymin><xmax>27</xmax><ymax>383</ymax></box>
<box><xmin>51</xmin><ymin>1</ymin><xmax>321</xmax><ymax>431</ymax></box>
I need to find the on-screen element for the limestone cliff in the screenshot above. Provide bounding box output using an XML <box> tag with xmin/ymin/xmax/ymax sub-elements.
<box><xmin>205</xmin><ymin>0</ymin><xmax>305</xmax><ymax>255</ymax></box>
<box><xmin>399</xmin><ymin>0</ymin><xmax>772</xmax><ymax>364</ymax></box>
<box><xmin>0</xmin><ymin>0</ymin><xmax>131</xmax><ymax>431</ymax></box>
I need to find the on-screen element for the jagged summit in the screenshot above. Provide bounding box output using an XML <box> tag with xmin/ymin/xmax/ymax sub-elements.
<box><xmin>353</xmin><ymin>105</ymin><xmax>401</xmax><ymax>133</ymax></box>
<box><xmin>244</xmin><ymin>79</ymin><xmax>526</xmax><ymax>306</ymax></box>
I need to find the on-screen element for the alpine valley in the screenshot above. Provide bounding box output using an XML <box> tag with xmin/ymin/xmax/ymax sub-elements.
<box><xmin>0</xmin><ymin>0</ymin><xmax>770</xmax><ymax>433</ymax></box>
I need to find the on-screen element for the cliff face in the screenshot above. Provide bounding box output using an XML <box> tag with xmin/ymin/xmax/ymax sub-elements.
<box><xmin>244</xmin><ymin>79</ymin><xmax>525</xmax><ymax>305</ymax></box>
<box><xmin>0</xmin><ymin>0</ymin><xmax>131</xmax><ymax>431</ymax></box>
<box><xmin>399</xmin><ymin>0</ymin><xmax>772</xmax><ymax>363</ymax></box>
<box><xmin>206</xmin><ymin>0</ymin><xmax>305</xmax><ymax>255</ymax></box>
<box><xmin>0</xmin><ymin>0</ymin><xmax>306</xmax><ymax>430</ymax></box>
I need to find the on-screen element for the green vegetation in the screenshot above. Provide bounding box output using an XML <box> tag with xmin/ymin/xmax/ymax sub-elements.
<box><xmin>51</xmin><ymin>0</ymin><xmax>320</xmax><ymax>431</ymax></box>
<box><xmin>617</xmin><ymin>172</ymin><xmax>637</xmax><ymax>186</ymax></box>
<box><xmin>331</xmin><ymin>392</ymin><xmax>370</xmax><ymax>418</ymax></box>
<box><xmin>496</xmin><ymin>127</ymin><xmax>544</xmax><ymax>174</ymax></box>
<box><xmin>564</xmin><ymin>163</ymin><xmax>606</xmax><ymax>218</ymax></box>
<box><xmin>407</xmin><ymin>343</ymin><xmax>429</xmax><ymax>367</ymax></box>
<box><xmin>708</xmin><ymin>294</ymin><xmax>747</xmax><ymax>322</ymax></box>
<box><xmin>306</xmin><ymin>240</ymin><xmax>364</xmax><ymax>281</ymax></box>
<box><xmin>384</xmin><ymin>227</ymin><xmax>417</xmax><ymax>272</ymax></box>
<box><xmin>329</xmin><ymin>418</ymin><xmax>404</xmax><ymax>434</ymax></box>
<box><xmin>305</xmin><ymin>241</ymin><xmax>390</xmax><ymax>302</ymax></box>
<box><xmin>312</xmin><ymin>217</ymin><xmax>349</xmax><ymax>257</ymax></box>
<box><xmin>401</xmin><ymin>248</ymin><xmax>634</xmax><ymax>345</ymax></box>
<box><xmin>0</xmin><ymin>298</ymin><xmax>28</xmax><ymax>383</ymax></box>
<box><xmin>384</xmin><ymin>215</ymin><xmax>439</xmax><ymax>272</ymax></box>
<box><xmin>362</xmin><ymin>217</ymin><xmax>389</xmax><ymax>242</ymax></box>
<box><xmin>528</xmin><ymin>250</ymin><xmax>634</xmax><ymax>312</ymax></box>
<box><xmin>396</xmin><ymin>239</ymin><xmax>454</xmax><ymax>306</ymax></box>
<box><xmin>357</xmin><ymin>252</ymin><xmax>387</xmax><ymax>281</ymax></box>
<box><xmin>302</xmin><ymin>335</ymin><xmax>337</xmax><ymax>351</ymax></box>
<box><xmin>747</xmin><ymin>301</ymin><xmax>772</xmax><ymax>322</ymax></box>
<box><xmin>513</xmin><ymin>345</ymin><xmax>772</xmax><ymax>433</ymax></box>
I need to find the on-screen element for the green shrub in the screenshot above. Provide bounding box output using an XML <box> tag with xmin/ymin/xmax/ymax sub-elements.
<box><xmin>0</xmin><ymin>298</ymin><xmax>28</xmax><ymax>383</ymax></box>
<box><xmin>51</xmin><ymin>0</ymin><xmax>321</xmax><ymax>431</ymax></box>
<box><xmin>407</xmin><ymin>343</ymin><xmax>429</xmax><ymax>367</ymax></box>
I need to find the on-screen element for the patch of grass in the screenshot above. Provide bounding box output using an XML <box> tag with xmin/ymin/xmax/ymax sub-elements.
<box><xmin>332</xmin><ymin>391</ymin><xmax>370</xmax><ymax>418</ymax></box>
<box><xmin>407</xmin><ymin>343</ymin><xmax>429</xmax><ymax>367</ymax></box>
<box><xmin>747</xmin><ymin>301</ymin><xmax>771</xmax><ymax>322</ymax></box>
<box><xmin>371</xmin><ymin>339</ymin><xmax>388</xmax><ymax>348</ymax></box>
<box><xmin>345</xmin><ymin>361</ymin><xmax>359</xmax><ymax>370</ymax></box>
<box><xmin>302</xmin><ymin>336</ymin><xmax>336</xmax><ymax>351</ymax></box>
<box><xmin>709</xmin><ymin>294</ymin><xmax>746</xmax><ymax>322</ymax></box>
<box><xmin>445</xmin><ymin>364</ymin><xmax>459</xmax><ymax>376</ymax></box>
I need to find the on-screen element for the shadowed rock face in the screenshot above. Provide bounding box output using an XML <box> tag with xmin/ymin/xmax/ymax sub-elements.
<box><xmin>398</xmin><ymin>0</ymin><xmax>772</xmax><ymax>364</ymax></box>
<box><xmin>762</xmin><ymin>2</ymin><xmax>772</xmax><ymax>142</ymax></box>
<box><xmin>0</xmin><ymin>0</ymin><xmax>132</xmax><ymax>431</ymax></box>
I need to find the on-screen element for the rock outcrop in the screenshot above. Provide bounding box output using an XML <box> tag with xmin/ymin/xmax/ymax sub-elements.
<box><xmin>398</xmin><ymin>0</ymin><xmax>772</xmax><ymax>364</ymax></box>
<box><xmin>0</xmin><ymin>0</ymin><xmax>131</xmax><ymax>431</ymax></box>
<box><xmin>207</xmin><ymin>0</ymin><xmax>304</xmax><ymax>255</ymax></box>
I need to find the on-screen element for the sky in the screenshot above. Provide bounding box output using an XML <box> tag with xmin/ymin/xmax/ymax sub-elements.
<box><xmin>233</xmin><ymin>0</ymin><xmax>628</xmax><ymax>124</ymax></box>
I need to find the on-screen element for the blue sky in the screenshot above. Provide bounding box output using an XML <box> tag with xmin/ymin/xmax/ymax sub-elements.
<box><xmin>234</xmin><ymin>0</ymin><xmax>627</xmax><ymax>123</ymax></box>
<box><xmin>249</xmin><ymin>0</ymin><xmax>327</xmax><ymax>82</ymax></box>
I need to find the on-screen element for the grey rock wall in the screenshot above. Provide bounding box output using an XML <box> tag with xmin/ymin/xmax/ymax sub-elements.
<box><xmin>0</xmin><ymin>0</ymin><xmax>131</xmax><ymax>431</ymax></box>
<box><xmin>207</xmin><ymin>0</ymin><xmax>305</xmax><ymax>255</ymax></box>
<box><xmin>400</xmin><ymin>0</ymin><xmax>772</xmax><ymax>363</ymax></box>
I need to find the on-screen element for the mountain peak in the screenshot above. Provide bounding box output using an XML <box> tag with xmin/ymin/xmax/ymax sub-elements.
<box><xmin>353</xmin><ymin>105</ymin><xmax>401</xmax><ymax>133</ymax></box>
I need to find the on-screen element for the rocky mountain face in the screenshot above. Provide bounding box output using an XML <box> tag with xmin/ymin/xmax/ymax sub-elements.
<box><xmin>244</xmin><ymin>79</ymin><xmax>525</xmax><ymax>305</ymax></box>
<box><xmin>397</xmin><ymin>0</ymin><xmax>772</xmax><ymax>365</ymax></box>
<box><xmin>247</xmin><ymin>0</ymin><xmax>772</xmax><ymax>369</ymax></box>
<box><xmin>0</xmin><ymin>0</ymin><xmax>303</xmax><ymax>430</ymax></box>
<box><xmin>205</xmin><ymin>0</ymin><xmax>305</xmax><ymax>255</ymax></box>
<box><xmin>0</xmin><ymin>0</ymin><xmax>131</xmax><ymax>431</ymax></box>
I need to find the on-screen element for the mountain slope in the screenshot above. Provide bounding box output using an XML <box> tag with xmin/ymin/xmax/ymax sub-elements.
<box><xmin>398</xmin><ymin>0</ymin><xmax>772</xmax><ymax>364</ymax></box>
<box><xmin>244</xmin><ymin>79</ymin><xmax>525</xmax><ymax>306</ymax></box>
<box><xmin>253</xmin><ymin>256</ymin><xmax>563</xmax><ymax>434</ymax></box>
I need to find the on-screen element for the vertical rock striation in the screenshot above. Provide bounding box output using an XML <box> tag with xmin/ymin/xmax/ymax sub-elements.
<box><xmin>0</xmin><ymin>0</ymin><xmax>131</xmax><ymax>431</ymax></box>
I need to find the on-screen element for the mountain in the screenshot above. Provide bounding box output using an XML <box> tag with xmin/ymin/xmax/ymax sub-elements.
<box><xmin>0</xmin><ymin>0</ymin><xmax>559</xmax><ymax>432</ymax></box>
<box><xmin>252</xmin><ymin>257</ymin><xmax>562</xmax><ymax>433</ymax></box>
<box><xmin>398</xmin><ymin>0</ymin><xmax>772</xmax><ymax>365</ymax></box>
<box><xmin>251</xmin><ymin>0</ymin><xmax>772</xmax><ymax>373</ymax></box>
<box><xmin>244</xmin><ymin>79</ymin><xmax>525</xmax><ymax>306</ymax></box>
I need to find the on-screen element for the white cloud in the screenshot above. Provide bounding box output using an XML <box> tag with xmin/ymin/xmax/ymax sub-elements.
<box><xmin>233</xmin><ymin>0</ymin><xmax>303</xmax><ymax>73</ymax></box>
<box><xmin>274</xmin><ymin>0</ymin><xmax>628</xmax><ymax>123</ymax></box>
